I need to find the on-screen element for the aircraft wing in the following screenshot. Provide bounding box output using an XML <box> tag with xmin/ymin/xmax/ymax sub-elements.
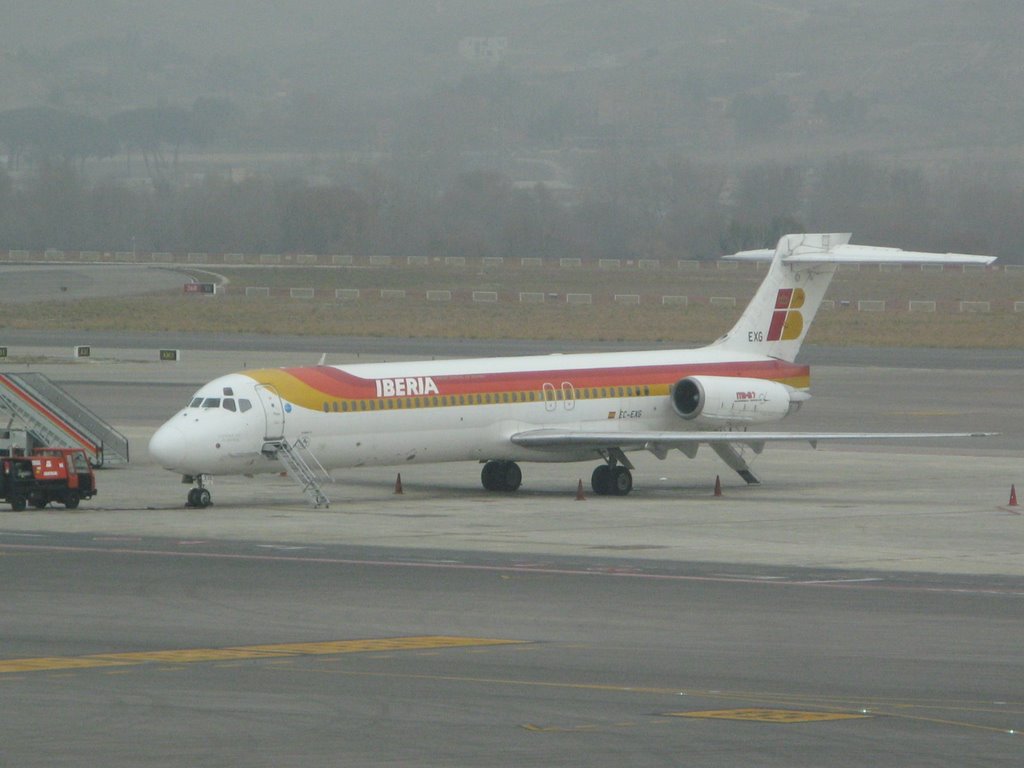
<box><xmin>510</xmin><ymin>428</ymin><xmax>996</xmax><ymax>451</ymax></box>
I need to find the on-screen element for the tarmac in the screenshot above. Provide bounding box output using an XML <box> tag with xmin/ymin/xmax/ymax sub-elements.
<box><xmin>0</xmin><ymin>336</ymin><xmax>1020</xmax><ymax>577</ymax></box>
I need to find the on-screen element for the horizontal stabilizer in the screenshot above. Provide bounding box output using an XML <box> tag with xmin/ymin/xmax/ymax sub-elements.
<box><xmin>728</xmin><ymin>243</ymin><xmax>995</xmax><ymax>266</ymax></box>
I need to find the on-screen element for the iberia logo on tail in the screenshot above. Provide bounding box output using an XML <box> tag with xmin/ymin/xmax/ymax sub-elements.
<box><xmin>767</xmin><ymin>288</ymin><xmax>804</xmax><ymax>341</ymax></box>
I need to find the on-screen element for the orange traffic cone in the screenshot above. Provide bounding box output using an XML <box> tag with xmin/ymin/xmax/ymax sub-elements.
<box><xmin>575</xmin><ymin>479</ymin><xmax>586</xmax><ymax>501</ymax></box>
<box><xmin>713</xmin><ymin>475</ymin><xmax>722</xmax><ymax>497</ymax></box>
<box><xmin>394</xmin><ymin>473</ymin><xmax>404</xmax><ymax>495</ymax></box>
<box><xmin>1009</xmin><ymin>484</ymin><xmax>1018</xmax><ymax>506</ymax></box>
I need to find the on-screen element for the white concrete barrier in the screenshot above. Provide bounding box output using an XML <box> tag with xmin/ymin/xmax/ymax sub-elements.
<box><xmin>858</xmin><ymin>300</ymin><xmax>886</xmax><ymax>311</ymax></box>
<box><xmin>959</xmin><ymin>300</ymin><xmax>990</xmax><ymax>313</ymax></box>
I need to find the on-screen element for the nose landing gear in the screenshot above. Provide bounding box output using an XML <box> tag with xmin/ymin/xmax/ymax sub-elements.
<box><xmin>184</xmin><ymin>475</ymin><xmax>212</xmax><ymax>508</ymax></box>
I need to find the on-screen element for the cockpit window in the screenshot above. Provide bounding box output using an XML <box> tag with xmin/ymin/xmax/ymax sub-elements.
<box><xmin>189</xmin><ymin>397</ymin><xmax>203</xmax><ymax>408</ymax></box>
<box><xmin>239</xmin><ymin>398</ymin><xmax>252</xmax><ymax>413</ymax></box>
<box><xmin>201</xmin><ymin>398</ymin><xmax>221</xmax><ymax>408</ymax></box>
<box><xmin>223</xmin><ymin>398</ymin><xmax>237</xmax><ymax>412</ymax></box>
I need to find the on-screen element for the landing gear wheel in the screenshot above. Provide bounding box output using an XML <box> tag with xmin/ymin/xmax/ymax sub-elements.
<box><xmin>187</xmin><ymin>487</ymin><xmax>212</xmax><ymax>508</ymax></box>
<box><xmin>481</xmin><ymin>461</ymin><xmax>501</xmax><ymax>491</ymax></box>
<box><xmin>591</xmin><ymin>465</ymin><xmax>632</xmax><ymax>496</ymax></box>
<box><xmin>481</xmin><ymin>460</ymin><xmax>522</xmax><ymax>492</ymax></box>
<box><xmin>501</xmin><ymin>461</ymin><xmax>522</xmax><ymax>492</ymax></box>
<box><xmin>591</xmin><ymin>465</ymin><xmax>612</xmax><ymax>496</ymax></box>
<box><xmin>610</xmin><ymin>466</ymin><xmax>633</xmax><ymax>496</ymax></box>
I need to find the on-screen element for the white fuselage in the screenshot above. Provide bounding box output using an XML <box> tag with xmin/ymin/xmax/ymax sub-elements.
<box><xmin>148</xmin><ymin>346</ymin><xmax>808</xmax><ymax>478</ymax></box>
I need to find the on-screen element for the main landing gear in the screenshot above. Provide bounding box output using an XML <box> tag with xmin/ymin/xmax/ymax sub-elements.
<box><xmin>590</xmin><ymin>464</ymin><xmax>633</xmax><ymax>496</ymax></box>
<box><xmin>185</xmin><ymin>475</ymin><xmax>212</xmax><ymax>508</ymax></box>
<box><xmin>480</xmin><ymin>459</ymin><xmax>634</xmax><ymax>496</ymax></box>
<box><xmin>481</xmin><ymin>460</ymin><xmax>522</xmax><ymax>492</ymax></box>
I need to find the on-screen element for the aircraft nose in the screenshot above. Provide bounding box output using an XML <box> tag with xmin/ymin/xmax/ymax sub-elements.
<box><xmin>149</xmin><ymin>423</ymin><xmax>187</xmax><ymax>469</ymax></box>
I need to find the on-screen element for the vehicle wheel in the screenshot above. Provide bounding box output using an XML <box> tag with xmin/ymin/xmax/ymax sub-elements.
<box><xmin>187</xmin><ymin>488</ymin><xmax>200</xmax><ymax>507</ymax></box>
<box><xmin>64</xmin><ymin>492</ymin><xmax>80</xmax><ymax>509</ymax></box>
<box><xmin>611</xmin><ymin>466</ymin><xmax>633</xmax><ymax>496</ymax></box>
<box><xmin>591</xmin><ymin>465</ymin><xmax>612</xmax><ymax>496</ymax></box>
<box><xmin>11</xmin><ymin>496</ymin><xmax>26</xmax><ymax>512</ymax></box>
<box><xmin>32</xmin><ymin>497</ymin><xmax>48</xmax><ymax>509</ymax></box>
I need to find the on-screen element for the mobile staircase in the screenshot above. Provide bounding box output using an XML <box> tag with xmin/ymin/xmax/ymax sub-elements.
<box><xmin>0</xmin><ymin>372</ymin><xmax>129</xmax><ymax>467</ymax></box>
<box><xmin>262</xmin><ymin>436</ymin><xmax>331</xmax><ymax>508</ymax></box>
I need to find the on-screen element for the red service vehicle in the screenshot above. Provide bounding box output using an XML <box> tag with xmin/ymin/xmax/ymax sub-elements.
<box><xmin>0</xmin><ymin>448</ymin><xmax>97</xmax><ymax>511</ymax></box>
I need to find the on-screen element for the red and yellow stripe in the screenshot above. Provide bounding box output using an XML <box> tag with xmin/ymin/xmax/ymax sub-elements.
<box><xmin>243</xmin><ymin>360</ymin><xmax>810</xmax><ymax>413</ymax></box>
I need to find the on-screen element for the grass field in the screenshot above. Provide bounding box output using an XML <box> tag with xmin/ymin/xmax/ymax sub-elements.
<box><xmin>2</xmin><ymin>262</ymin><xmax>1022</xmax><ymax>348</ymax></box>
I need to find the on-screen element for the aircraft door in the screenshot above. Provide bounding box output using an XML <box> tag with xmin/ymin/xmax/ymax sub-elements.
<box><xmin>254</xmin><ymin>384</ymin><xmax>285</xmax><ymax>440</ymax></box>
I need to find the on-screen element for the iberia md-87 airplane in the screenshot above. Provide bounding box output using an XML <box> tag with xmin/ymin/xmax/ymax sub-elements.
<box><xmin>149</xmin><ymin>233</ymin><xmax>995</xmax><ymax>508</ymax></box>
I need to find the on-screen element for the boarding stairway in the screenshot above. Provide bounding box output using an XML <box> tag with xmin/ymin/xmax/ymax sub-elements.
<box><xmin>262</xmin><ymin>436</ymin><xmax>331</xmax><ymax>508</ymax></box>
<box><xmin>0</xmin><ymin>372</ymin><xmax>129</xmax><ymax>466</ymax></box>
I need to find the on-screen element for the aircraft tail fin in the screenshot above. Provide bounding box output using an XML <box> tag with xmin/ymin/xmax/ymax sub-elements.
<box><xmin>711</xmin><ymin>233</ymin><xmax>995</xmax><ymax>362</ymax></box>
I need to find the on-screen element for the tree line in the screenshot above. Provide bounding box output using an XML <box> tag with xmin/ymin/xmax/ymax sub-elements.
<box><xmin>0</xmin><ymin>155</ymin><xmax>1020</xmax><ymax>263</ymax></box>
<box><xmin>0</xmin><ymin>102</ymin><xmax>236</xmax><ymax>174</ymax></box>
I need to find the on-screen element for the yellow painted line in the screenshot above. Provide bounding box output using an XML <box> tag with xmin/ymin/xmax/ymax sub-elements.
<box><xmin>0</xmin><ymin>657</ymin><xmax>135</xmax><ymax>673</ymax></box>
<box><xmin>0</xmin><ymin>636</ymin><xmax>525</xmax><ymax>675</ymax></box>
<box><xmin>90</xmin><ymin>649</ymin><xmax>287</xmax><ymax>664</ymax></box>
<box><xmin>666</xmin><ymin>709</ymin><xmax>870</xmax><ymax>724</ymax></box>
<box><xmin>239</xmin><ymin>636</ymin><xmax>522</xmax><ymax>656</ymax></box>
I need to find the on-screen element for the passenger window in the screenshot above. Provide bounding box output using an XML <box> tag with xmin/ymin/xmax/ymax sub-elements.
<box><xmin>202</xmin><ymin>398</ymin><xmax>220</xmax><ymax>408</ymax></box>
<box><xmin>223</xmin><ymin>398</ymin><xmax>237</xmax><ymax>412</ymax></box>
<box><xmin>239</xmin><ymin>399</ymin><xmax>252</xmax><ymax>412</ymax></box>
